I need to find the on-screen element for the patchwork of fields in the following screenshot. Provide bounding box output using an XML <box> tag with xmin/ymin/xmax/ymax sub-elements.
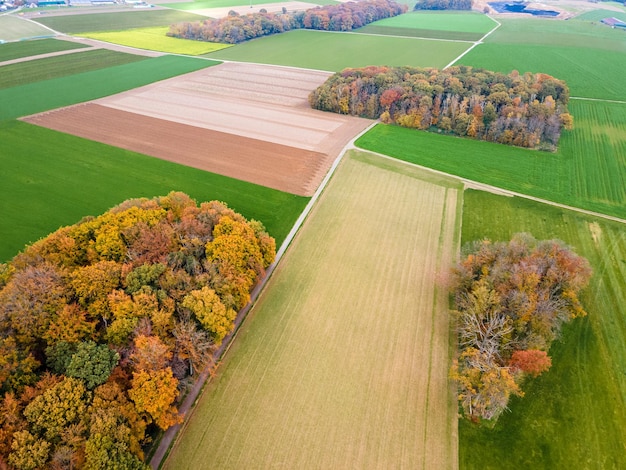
<box><xmin>24</xmin><ymin>62</ymin><xmax>371</xmax><ymax>196</ymax></box>
<box><xmin>2</xmin><ymin>5</ymin><xmax>626</xmax><ymax>470</ymax></box>
<box><xmin>164</xmin><ymin>150</ymin><xmax>462</xmax><ymax>469</ymax></box>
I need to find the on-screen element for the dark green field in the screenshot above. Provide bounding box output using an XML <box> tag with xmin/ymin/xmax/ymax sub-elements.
<box><xmin>0</xmin><ymin>38</ymin><xmax>89</xmax><ymax>62</ymax></box>
<box><xmin>32</xmin><ymin>10</ymin><xmax>207</xmax><ymax>33</ymax></box>
<box><xmin>0</xmin><ymin>49</ymin><xmax>146</xmax><ymax>90</ymax></box>
<box><xmin>0</xmin><ymin>55</ymin><xmax>218</xmax><ymax>120</ymax></box>
<box><xmin>356</xmin><ymin>99</ymin><xmax>626</xmax><ymax>219</ymax></box>
<box><xmin>0</xmin><ymin>121</ymin><xmax>307</xmax><ymax>262</ymax></box>
<box><xmin>459</xmin><ymin>190</ymin><xmax>626</xmax><ymax>469</ymax></box>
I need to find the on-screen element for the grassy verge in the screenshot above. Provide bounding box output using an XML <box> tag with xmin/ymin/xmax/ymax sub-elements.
<box><xmin>0</xmin><ymin>49</ymin><xmax>146</xmax><ymax>90</ymax></box>
<box><xmin>459</xmin><ymin>189</ymin><xmax>626</xmax><ymax>469</ymax></box>
<box><xmin>32</xmin><ymin>10</ymin><xmax>208</xmax><ymax>33</ymax></box>
<box><xmin>81</xmin><ymin>27</ymin><xmax>232</xmax><ymax>55</ymax></box>
<box><xmin>163</xmin><ymin>150</ymin><xmax>461</xmax><ymax>469</ymax></box>
<box><xmin>0</xmin><ymin>38</ymin><xmax>89</xmax><ymax>62</ymax></box>
<box><xmin>355</xmin><ymin>99</ymin><xmax>626</xmax><ymax>219</ymax></box>
<box><xmin>0</xmin><ymin>121</ymin><xmax>307</xmax><ymax>262</ymax></box>
<box><xmin>0</xmin><ymin>54</ymin><xmax>219</xmax><ymax>119</ymax></box>
<box><xmin>206</xmin><ymin>29</ymin><xmax>470</xmax><ymax>71</ymax></box>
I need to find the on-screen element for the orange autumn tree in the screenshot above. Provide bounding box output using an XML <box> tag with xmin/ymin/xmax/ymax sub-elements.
<box><xmin>451</xmin><ymin>234</ymin><xmax>591</xmax><ymax>422</ymax></box>
<box><xmin>0</xmin><ymin>192</ymin><xmax>276</xmax><ymax>468</ymax></box>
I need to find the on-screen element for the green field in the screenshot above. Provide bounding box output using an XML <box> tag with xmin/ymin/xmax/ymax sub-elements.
<box><xmin>358</xmin><ymin>11</ymin><xmax>496</xmax><ymax>41</ymax></box>
<box><xmin>459</xmin><ymin>190</ymin><xmax>626</xmax><ymax>469</ymax></box>
<box><xmin>0</xmin><ymin>121</ymin><xmax>306</xmax><ymax>262</ymax></box>
<box><xmin>164</xmin><ymin>150</ymin><xmax>462</xmax><ymax>469</ymax></box>
<box><xmin>81</xmin><ymin>27</ymin><xmax>232</xmax><ymax>55</ymax></box>
<box><xmin>0</xmin><ymin>49</ymin><xmax>146</xmax><ymax>90</ymax></box>
<box><xmin>0</xmin><ymin>54</ymin><xmax>218</xmax><ymax>120</ymax></box>
<box><xmin>457</xmin><ymin>18</ymin><xmax>626</xmax><ymax>100</ymax></box>
<box><xmin>206</xmin><ymin>29</ymin><xmax>470</xmax><ymax>71</ymax></box>
<box><xmin>460</xmin><ymin>43</ymin><xmax>626</xmax><ymax>100</ymax></box>
<box><xmin>32</xmin><ymin>10</ymin><xmax>207</xmax><ymax>33</ymax></box>
<box><xmin>0</xmin><ymin>15</ymin><xmax>54</xmax><ymax>42</ymax></box>
<box><xmin>0</xmin><ymin>38</ymin><xmax>88</xmax><ymax>61</ymax></box>
<box><xmin>356</xmin><ymin>99</ymin><xmax>626</xmax><ymax>219</ymax></box>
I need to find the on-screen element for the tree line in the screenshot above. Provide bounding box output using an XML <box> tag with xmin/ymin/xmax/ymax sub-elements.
<box><xmin>309</xmin><ymin>65</ymin><xmax>573</xmax><ymax>150</ymax></box>
<box><xmin>450</xmin><ymin>234</ymin><xmax>592</xmax><ymax>422</ymax></box>
<box><xmin>167</xmin><ymin>0</ymin><xmax>407</xmax><ymax>44</ymax></box>
<box><xmin>0</xmin><ymin>192</ymin><xmax>275</xmax><ymax>469</ymax></box>
<box><xmin>413</xmin><ymin>0</ymin><xmax>472</xmax><ymax>10</ymax></box>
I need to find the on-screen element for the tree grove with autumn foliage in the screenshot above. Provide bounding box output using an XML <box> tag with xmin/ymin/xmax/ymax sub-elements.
<box><xmin>0</xmin><ymin>192</ymin><xmax>275</xmax><ymax>469</ymax></box>
<box><xmin>310</xmin><ymin>65</ymin><xmax>572</xmax><ymax>150</ymax></box>
<box><xmin>450</xmin><ymin>234</ymin><xmax>592</xmax><ymax>422</ymax></box>
<box><xmin>167</xmin><ymin>0</ymin><xmax>407</xmax><ymax>44</ymax></box>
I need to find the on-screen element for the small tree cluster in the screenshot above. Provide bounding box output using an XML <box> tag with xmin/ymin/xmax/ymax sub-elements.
<box><xmin>450</xmin><ymin>234</ymin><xmax>592</xmax><ymax>422</ymax></box>
<box><xmin>310</xmin><ymin>65</ymin><xmax>572</xmax><ymax>150</ymax></box>
<box><xmin>414</xmin><ymin>0</ymin><xmax>472</xmax><ymax>10</ymax></box>
<box><xmin>0</xmin><ymin>192</ymin><xmax>275</xmax><ymax>469</ymax></box>
<box><xmin>167</xmin><ymin>0</ymin><xmax>407</xmax><ymax>44</ymax></box>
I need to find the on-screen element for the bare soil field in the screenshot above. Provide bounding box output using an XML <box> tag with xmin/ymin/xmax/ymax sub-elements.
<box><xmin>23</xmin><ymin>62</ymin><xmax>371</xmax><ymax>196</ymax></box>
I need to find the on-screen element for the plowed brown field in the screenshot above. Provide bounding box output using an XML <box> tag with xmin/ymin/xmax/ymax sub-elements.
<box><xmin>23</xmin><ymin>62</ymin><xmax>371</xmax><ymax>196</ymax></box>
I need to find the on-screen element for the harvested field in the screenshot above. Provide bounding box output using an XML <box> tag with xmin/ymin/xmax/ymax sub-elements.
<box><xmin>164</xmin><ymin>150</ymin><xmax>462</xmax><ymax>469</ymax></box>
<box><xmin>24</xmin><ymin>62</ymin><xmax>371</xmax><ymax>196</ymax></box>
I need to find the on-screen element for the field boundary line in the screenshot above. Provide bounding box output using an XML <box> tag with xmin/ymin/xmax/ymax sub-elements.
<box><xmin>443</xmin><ymin>14</ymin><xmax>501</xmax><ymax>69</ymax></box>
<box><xmin>359</xmin><ymin>147</ymin><xmax>626</xmax><ymax>225</ymax></box>
<box><xmin>571</xmin><ymin>96</ymin><xmax>626</xmax><ymax>105</ymax></box>
<box><xmin>341</xmin><ymin>29</ymin><xmax>475</xmax><ymax>44</ymax></box>
<box><xmin>150</xmin><ymin>121</ymin><xmax>377</xmax><ymax>469</ymax></box>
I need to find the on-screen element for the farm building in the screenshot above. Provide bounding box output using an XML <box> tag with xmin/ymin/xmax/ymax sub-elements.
<box><xmin>601</xmin><ymin>17</ymin><xmax>626</xmax><ymax>29</ymax></box>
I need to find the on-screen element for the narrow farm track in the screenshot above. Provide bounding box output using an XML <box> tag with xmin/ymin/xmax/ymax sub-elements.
<box><xmin>163</xmin><ymin>150</ymin><xmax>462</xmax><ymax>470</ymax></box>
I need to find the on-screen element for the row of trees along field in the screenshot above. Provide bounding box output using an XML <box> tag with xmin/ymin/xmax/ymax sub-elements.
<box><xmin>310</xmin><ymin>65</ymin><xmax>573</xmax><ymax>150</ymax></box>
<box><xmin>0</xmin><ymin>192</ymin><xmax>275</xmax><ymax>469</ymax></box>
<box><xmin>413</xmin><ymin>0</ymin><xmax>472</xmax><ymax>10</ymax></box>
<box><xmin>167</xmin><ymin>0</ymin><xmax>407</xmax><ymax>44</ymax></box>
<box><xmin>450</xmin><ymin>234</ymin><xmax>592</xmax><ymax>422</ymax></box>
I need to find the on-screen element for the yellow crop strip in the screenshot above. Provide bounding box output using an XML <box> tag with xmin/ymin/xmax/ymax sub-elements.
<box><xmin>81</xmin><ymin>27</ymin><xmax>231</xmax><ymax>55</ymax></box>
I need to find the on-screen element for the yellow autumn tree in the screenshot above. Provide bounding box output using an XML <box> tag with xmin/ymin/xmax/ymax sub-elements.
<box><xmin>182</xmin><ymin>287</ymin><xmax>236</xmax><ymax>346</ymax></box>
